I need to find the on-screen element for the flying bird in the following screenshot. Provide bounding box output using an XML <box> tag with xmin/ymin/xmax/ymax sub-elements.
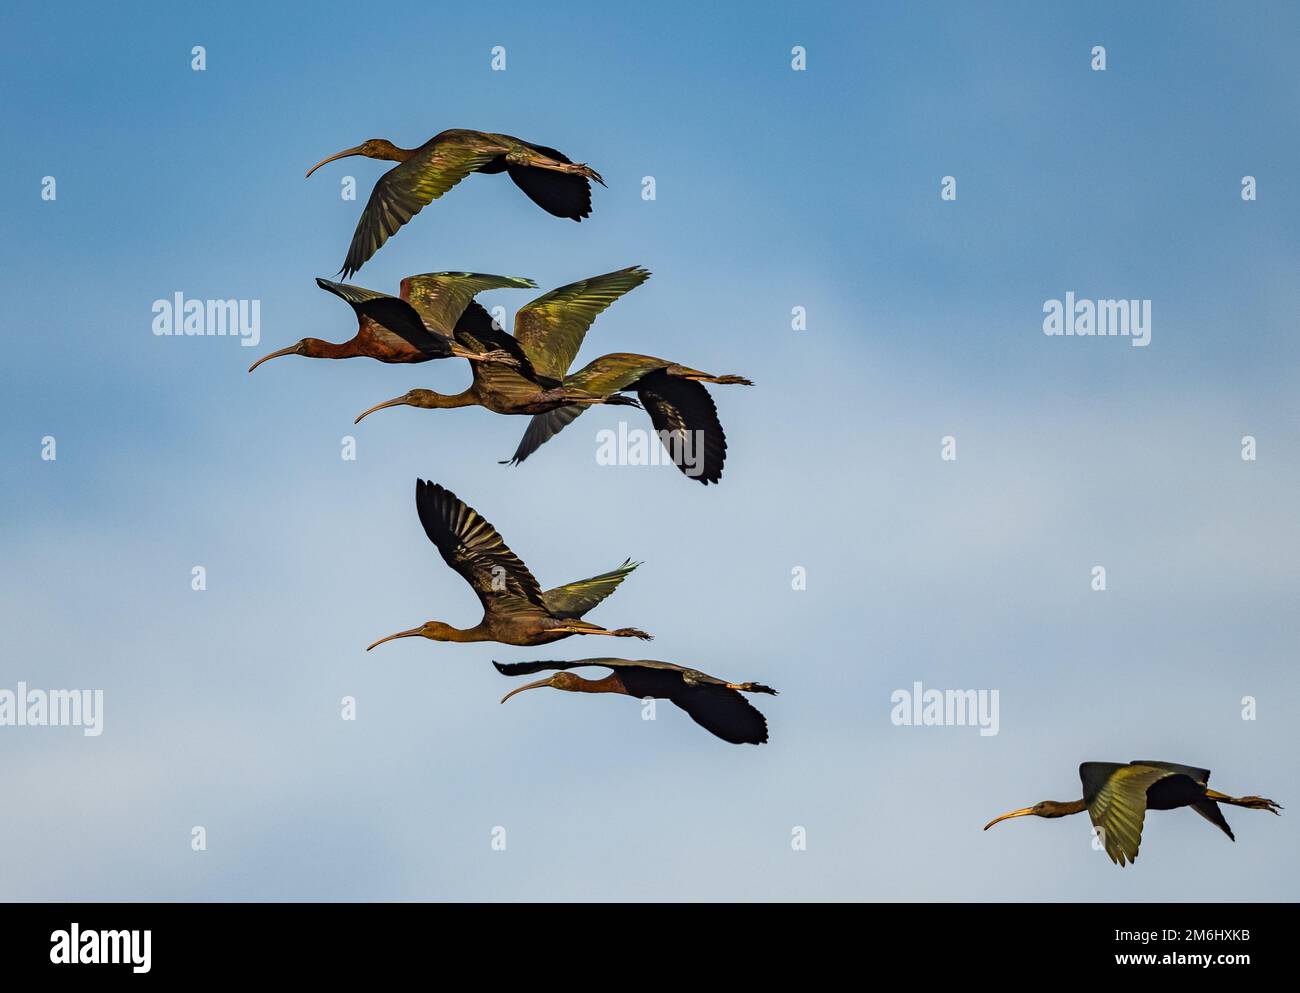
<box><xmin>248</xmin><ymin>272</ymin><xmax>535</xmax><ymax>372</ymax></box>
<box><xmin>984</xmin><ymin>761</ymin><xmax>1281</xmax><ymax>866</ymax></box>
<box><xmin>352</xmin><ymin>267</ymin><xmax>753</xmax><ymax>484</ymax></box>
<box><xmin>366</xmin><ymin>481</ymin><xmax>652</xmax><ymax>650</ymax></box>
<box><xmin>306</xmin><ymin>129</ymin><xmax>605</xmax><ymax>278</ymax></box>
<box><xmin>497</xmin><ymin>658</ymin><xmax>777</xmax><ymax>745</ymax></box>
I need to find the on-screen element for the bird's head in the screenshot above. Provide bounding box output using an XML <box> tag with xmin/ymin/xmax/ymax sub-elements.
<box><xmin>247</xmin><ymin>338</ymin><xmax>314</xmax><ymax>372</ymax></box>
<box><xmin>366</xmin><ymin>621</ymin><xmax>459</xmax><ymax>651</ymax></box>
<box><xmin>499</xmin><ymin>671</ymin><xmax>581</xmax><ymax>704</ymax></box>
<box><xmin>983</xmin><ymin>800</ymin><xmax>1080</xmax><ymax>830</ymax></box>
<box><xmin>354</xmin><ymin>389</ymin><xmax>449</xmax><ymax>423</ymax></box>
<box><xmin>306</xmin><ymin>139</ymin><xmax>405</xmax><ymax>177</ymax></box>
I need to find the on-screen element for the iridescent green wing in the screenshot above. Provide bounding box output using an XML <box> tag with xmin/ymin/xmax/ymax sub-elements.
<box><xmin>340</xmin><ymin>131</ymin><xmax>506</xmax><ymax>278</ymax></box>
<box><xmin>503</xmin><ymin>353</ymin><xmax>670</xmax><ymax>465</ymax></box>
<box><xmin>400</xmin><ymin>272</ymin><xmax>536</xmax><ymax>337</ymax></box>
<box><xmin>540</xmin><ymin>560</ymin><xmax>640</xmax><ymax>619</ymax></box>
<box><xmin>512</xmin><ymin>266</ymin><xmax>651</xmax><ymax>381</ymax></box>
<box><xmin>562</xmin><ymin>351</ymin><xmax>670</xmax><ymax>395</ymax></box>
<box><xmin>500</xmin><ymin>405</ymin><xmax>588</xmax><ymax>467</ymax></box>
<box><xmin>1080</xmin><ymin>762</ymin><xmax>1178</xmax><ymax>866</ymax></box>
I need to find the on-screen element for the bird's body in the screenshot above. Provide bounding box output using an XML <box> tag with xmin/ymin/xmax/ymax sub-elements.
<box><xmin>305</xmin><ymin>129</ymin><xmax>605</xmax><ymax>278</ymax></box>
<box><xmin>984</xmin><ymin>760</ymin><xmax>1281</xmax><ymax>866</ymax></box>
<box><xmin>247</xmin><ymin>272</ymin><xmax>535</xmax><ymax>372</ymax></box>
<box><xmin>496</xmin><ymin>658</ymin><xmax>778</xmax><ymax>744</ymax></box>
<box><xmin>365</xmin><ymin>481</ymin><xmax>653</xmax><ymax>652</ymax></box>
<box><xmin>352</xmin><ymin>267</ymin><xmax>753</xmax><ymax>484</ymax></box>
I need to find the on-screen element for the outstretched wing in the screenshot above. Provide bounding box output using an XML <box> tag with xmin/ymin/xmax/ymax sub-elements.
<box><xmin>493</xmin><ymin>657</ymin><xmax>700</xmax><ymax>678</ymax></box>
<box><xmin>541</xmin><ymin>559</ymin><xmax>640</xmax><ymax>619</ymax></box>
<box><xmin>315</xmin><ymin>278</ymin><xmax>453</xmax><ymax>354</ymax></box>
<box><xmin>501</xmin><ymin>405</ymin><xmax>588</xmax><ymax>467</ymax></box>
<box><xmin>513</xmin><ymin>266</ymin><xmax>651</xmax><ymax>381</ymax></box>
<box><xmin>340</xmin><ymin>132</ymin><xmax>505</xmax><ymax>279</ymax></box>
<box><xmin>670</xmin><ymin>685</ymin><xmax>770</xmax><ymax>745</ymax></box>
<box><xmin>635</xmin><ymin>370</ymin><xmax>728</xmax><ymax>485</ymax></box>
<box><xmin>400</xmin><ymin>272</ymin><xmax>536</xmax><ymax>337</ymax></box>
<box><xmin>493</xmin><ymin>658</ymin><xmax>771</xmax><ymax>746</ymax></box>
<box><xmin>1129</xmin><ymin>760</ymin><xmax>1211</xmax><ymax>786</ymax></box>
<box><xmin>414</xmin><ymin>480</ymin><xmax>544</xmax><ymax>609</ymax></box>
<box><xmin>506</xmin><ymin>141</ymin><xmax>594</xmax><ymax>220</ymax></box>
<box><xmin>503</xmin><ymin>352</ymin><xmax>675</xmax><ymax>463</ymax></box>
<box><xmin>1080</xmin><ymin>762</ymin><xmax>1178</xmax><ymax>866</ymax></box>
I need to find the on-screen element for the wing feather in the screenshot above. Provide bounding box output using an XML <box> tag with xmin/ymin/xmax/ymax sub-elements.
<box><xmin>414</xmin><ymin>480</ymin><xmax>544</xmax><ymax>609</ymax></box>
<box><xmin>1081</xmin><ymin>762</ymin><xmax>1178</xmax><ymax>866</ymax></box>
<box><xmin>541</xmin><ymin>559</ymin><xmax>640</xmax><ymax>618</ymax></box>
<box><xmin>513</xmin><ymin>267</ymin><xmax>651</xmax><ymax>380</ymax></box>
<box><xmin>340</xmin><ymin>132</ymin><xmax>505</xmax><ymax>278</ymax></box>
<box><xmin>400</xmin><ymin>272</ymin><xmax>536</xmax><ymax>337</ymax></box>
<box><xmin>314</xmin><ymin>278</ymin><xmax>452</xmax><ymax>353</ymax></box>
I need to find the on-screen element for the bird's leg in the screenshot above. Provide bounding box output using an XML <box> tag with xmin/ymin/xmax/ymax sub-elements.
<box><xmin>551</xmin><ymin>625</ymin><xmax>653</xmax><ymax>641</ymax></box>
<box><xmin>450</xmin><ymin>343</ymin><xmax>520</xmax><ymax>367</ymax></box>
<box><xmin>1204</xmin><ymin>789</ymin><xmax>1283</xmax><ymax>814</ymax></box>
<box><xmin>506</xmin><ymin>147</ymin><xmax>605</xmax><ymax>186</ymax></box>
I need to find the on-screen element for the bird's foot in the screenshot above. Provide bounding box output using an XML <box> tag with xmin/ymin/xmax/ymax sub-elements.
<box><xmin>613</xmin><ymin>627</ymin><xmax>653</xmax><ymax>640</ymax></box>
<box><xmin>465</xmin><ymin>349</ymin><xmax>520</xmax><ymax>367</ymax></box>
<box><xmin>1242</xmin><ymin>796</ymin><xmax>1283</xmax><ymax>814</ymax></box>
<box><xmin>567</xmin><ymin>162</ymin><xmax>605</xmax><ymax>186</ymax></box>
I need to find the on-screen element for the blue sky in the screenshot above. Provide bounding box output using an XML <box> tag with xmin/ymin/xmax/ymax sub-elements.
<box><xmin>1</xmin><ymin>0</ymin><xmax>1297</xmax><ymax>900</ymax></box>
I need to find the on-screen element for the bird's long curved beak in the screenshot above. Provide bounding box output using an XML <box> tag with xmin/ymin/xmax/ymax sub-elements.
<box><xmin>499</xmin><ymin>678</ymin><xmax>553</xmax><ymax>704</ymax></box>
<box><xmin>355</xmin><ymin>396</ymin><xmax>408</xmax><ymax>424</ymax></box>
<box><xmin>983</xmin><ymin>807</ymin><xmax>1036</xmax><ymax>831</ymax></box>
<box><xmin>247</xmin><ymin>345</ymin><xmax>301</xmax><ymax>373</ymax></box>
<box><xmin>366</xmin><ymin>627</ymin><xmax>423</xmax><ymax>652</ymax></box>
<box><xmin>306</xmin><ymin>145</ymin><xmax>367</xmax><ymax>178</ymax></box>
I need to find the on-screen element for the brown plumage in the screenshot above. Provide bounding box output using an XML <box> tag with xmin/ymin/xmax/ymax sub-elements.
<box><xmin>304</xmin><ymin>129</ymin><xmax>605</xmax><ymax>278</ymax></box>
<box><xmin>497</xmin><ymin>658</ymin><xmax>777</xmax><ymax>745</ymax></box>
<box><xmin>365</xmin><ymin>481</ymin><xmax>652</xmax><ymax>651</ymax></box>
<box><xmin>350</xmin><ymin>267</ymin><xmax>753</xmax><ymax>483</ymax></box>
<box><xmin>984</xmin><ymin>761</ymin><xmax>1281</xmax><ymax>866</ymax></box>
<box><xmin>247</xmin><ymin>273</ymin><xmax>535</xmax><ymax>372</ymax></box>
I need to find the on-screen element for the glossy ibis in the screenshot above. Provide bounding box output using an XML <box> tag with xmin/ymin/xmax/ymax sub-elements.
<box><xmin>352</xmin><ymin>267</ymin><xmax>753</xmax><ymax>483</ymax></box>
<box><xmin>366</xmin><ymin>481</ymin><xmax>652</xmax><ymax>650</ymax></box>
<box><xmin>497</xmin><ymin>658</ymin><xmax>777</xmax><ymax>745</ymax></box>
<box><xmin>306</xmin><ymin>129</ymin><xmax>605</xmax><ymax>278</ymax></box>
<box><xmin>984</xmin><ymin>761</ymin><xmax>1282</xmax><ymax>866</ymax></box>
<box><xmin>248</xmin><ymin>272</ymin><xmax>535</xmax><ymax>372</ymax></box>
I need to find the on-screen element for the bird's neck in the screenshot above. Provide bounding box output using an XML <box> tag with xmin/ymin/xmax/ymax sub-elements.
<box><xmin>382</xmin><ymin>144</ymin><xmax>416</xmax><ymax>163</ymax></box>
<box><xmin>443</xmin><ymin>622</ymin><xmax>492</xmax><ymax>643</ymax></box>
<box><xmin>425</xmin><ymin>389</ymin><xmax>477</xmax><ymax>410</ymax></box>
<box><xmin>567</xmin><ymin>673</ymin><xmax>629</xmax><ymax>697</ymax></box>
<box><xmin>303</xmin><ymin>337</ymin><xmax>363</xmax><ymax>360</ymax></box>
<box><xmin>1050</xmin><ymin>799</ymin><xmax>1088</xmax><ymax>818</ymax></box>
